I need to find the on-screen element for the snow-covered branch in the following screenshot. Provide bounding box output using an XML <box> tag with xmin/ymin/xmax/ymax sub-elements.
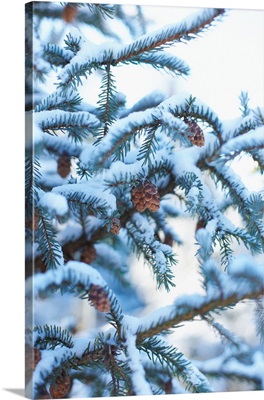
<box><xmin>113</xmin><ymin>8</ymin><xmax>225</xmax><ymax>64</ymax></box>
<box><xmin>26</xmin><ymin>261</ymin><xmax>123</xmax><ymax>322</ymax></box>
<box><xmin>123</xmin><ymin>332</ymin><xmax>153</xmax><ymax>395</ymax></box>
<box><xmin>135</xmin><ymin>256</ymin><xmax>264</xmax><ymax>340</ymax></box>
<box><xmin>195</xmin><ymin>348</ymin><xmax>264</xmax><ymax>389</ymax></box>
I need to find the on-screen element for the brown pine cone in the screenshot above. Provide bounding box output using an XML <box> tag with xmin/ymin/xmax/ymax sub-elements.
<box><xmin>89</xmin><ymin>284</ymin><xmax>111</xmax><ymax>313</ymax></box>
<box><xmin>34</xmin><ymin>348</ymin><xmax>41</xmax><ymax>369</ymax></box>
<box><xmin>110</xmin><ymin>217</ymin><xmax>121</xmax><ymax>235</ymax></box>
<box><xmin>32</xmin><ymin>208</ymin><xmax>40</xmax><ymax>231</ymax></box>
<box><xmin>49</xmin><ymin>371</ymin><xmax>71</xmax><ymax>399</ymax></box>
<box><xmin>80</xmin><ymin>242</ymin><xmax>96</xmax><ymax>264</ymax></box>
<box><xmin>164</xmin><ymin>379</ymin><xmax>173</xmax><ymax>394</ymax></box>
<box><xmin>143</xmin><ymin>181</ymin><xmax>160</xmax><ymax>212</ymax></box>
<box><xmin>195</xmin><ymin>219</ymin><xmax>206</xmax><ymax>232</ymax></box>
<box><xmin>25</xmin><ymin>344</ymin><xmax>41</xmax><ymax>371</ymax></box>
<box><xmin>186</xmin><ymin>119</ymin><xmax>205</xmax><ymax>147</ymax></box>
<box><xmin>57</xmin><ymin>153</ymin><xmax>71</xmax><ymax>178</ymax></box>
<box><xmin>62</xmin><ymin>4</ymin><xmax>78</xmax><ymax>23</ymax></box>
<box><xmin>131</xmin><ymin>181</ymin><xmax>160</xmax><ymax>213</ymax></box>
<box><xmin>130</xmin><ymin>184</ymin><xmax>146</xmax><ymax>212</ymax></box>
<box><xmin>25</xmin><ymin>208</ymin><xmax>39</xmax><ymax>231</ymax></box>
<box><xmin>39</xmin><ymin>259</ymin><xmax>48</xmax><ymax>273</ymax></box>
<box><xmin>163</xmin><ymin>232</ymin><xmax>174</xmax><ymax>247</ymax></box>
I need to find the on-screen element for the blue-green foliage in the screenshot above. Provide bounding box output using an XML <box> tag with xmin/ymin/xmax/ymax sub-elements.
<box><xmin>25</xmin><ymin>3</ymin><xmax>264</xmax><ymax>398</ymax></box>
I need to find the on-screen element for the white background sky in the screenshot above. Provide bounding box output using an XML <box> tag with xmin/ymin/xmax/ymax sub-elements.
<box><xmin>0</xmin><ymin>0</ymin><xmax>263</xmax><ymax>399</ymax></box>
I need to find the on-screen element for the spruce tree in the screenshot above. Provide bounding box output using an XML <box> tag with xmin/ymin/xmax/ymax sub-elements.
<box><xmin>25</xmin><ymin>2</ymin><xmax>264</xmax><ymax>399</ymax></box>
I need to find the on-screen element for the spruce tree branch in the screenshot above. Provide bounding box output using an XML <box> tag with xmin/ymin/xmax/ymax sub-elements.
<box><xmin>98</xmin><ymin>121</ymin><xmax>158</xmax><ymax>166</ymax></box>
<box><xmin>32</xmin><ymin>3</ymin><xmax>117</xmax><ymax>34</ymax></box>
<box><xmin>25</xmin><ymin>155</ymin><xmax>41</xmax><ymax>219</ymax></box>
<box><xmin>200</xmin><ymin>367</ymin><xmax>262</xmax><ymax>386</ymax></box>
<box><xmin>84</xmin><ymin>3</ymin><xmax>116</xmax><ymax>19</ymax></box>
<box><xmin>57</xmin><ymin>9</ymin><xmax>224</xmax><ymax>91</ymax></box>
<box><xmin>32</xmin><ymin>346</ymin><xmax>79</xmax><ymax>396</ymax></box>
<box><xmin>34</xmin><ymin>341</ymin><xmax>131</xmax><ymax>398</ymax></box>
<box><xmin>253</xmin><ymin>107</ymin><xmax>264</xmax><ymax>126</ymax></box>
<box><xmin>136</xmin><ymin>286</ymin><xmax>263</xmax><ymax>342</ymax></box>
<box><xmin>224</xmin><ymin>144</ymin><xmax>264</xmax><ymax>160</ymax></box>
<box><xmin>201</xmin><ymin>316</ymin><xmax>243</xmax><ymax>348</ymax></box>
<box><xmin>37</xmin><ymin>210</ymin><xmax>63</xmax><ymax>269</ymax></box>
<box><xmin>125</xmin><ymin>214</ymin><xmax>177</xmax><ymax>291</ymax></box>
<box><xmin>103</xmin><ymin>65</ymin><xmax>113</xmax><ymax>136</ymax></box>
<box><xmin>96</xmin><ymin>95</ymin><xmax>223</xmax><ymax>167</ymax></box>
<box><xmin>34</xmin><ymin>325</ymin><xmax>74</xmax><ymax>350</ymax></box>
<box><xmin>52</xmin><ymin>184</ymin><xmax>114</xmax><ymax>219</ymax></box>
<box><xmin>77</xmin><ymin>350</ymin><xmax>104</xmax><ymax>366</ymax></box>
<box><xmin>208</xmin><ymin>163</ymin><xmax>264</xmax><ymax>248</ymax></box>
<box><xmin>79</xmin><ymin>204</ymin><xmax>87</xmax><ymax>236</ymax></box>
<box><xmin>130</xmin><ymin>52</ymin><xmax>190</xmax><ymax>76</ymax></box>
<box><xmin>35</xmin><ymin>91</ymin><xmax>82</xmax><ymax>112</ymax></box>
<box><xmin>26</xmin><ymin>173</ymin><xmax>178</xmax><ymax>278</ymax></box>
<box><xmin>105</xmin><ymin>353</ymin><xmax>131</xmax><ymax>396</ymax></box>
<box><xmin>123</xmin><ymin>332</ymin><xmax>153</xmax><ymax>395</ymax></box>
<box><xmin>231</xmin><ymin>118</ymin><xmax>258</xmax><ymax>139</ymax></box>
<box><xmin>169</xmin><ymin>103</ymin><xmax>223</xmax><ymax>144</ymax></box>
<box><xmin>139</xmin><ymin>336</ymin><xmax>213</xmax><ymax>393</ymax></box>
<box><xmin>27</xmin><ymin>261</ymin><xmax>124</xmax><ymax>325</ymax></box>
<box><xmin>96</xmin><ymin>64</ymin><xmax>118</xmax><ymax>140</ymax></box>
<box><xmin>195</xmin><ymin>348</ymin><xmax>264</xmax><ymax>386</ymax></box>
<box><xmin>112</xmin><ymin>9</ymin><xmax>225</xmax><ymax>64</ymax></box>
<box><xmin>67</xmin><ymin>196</ymin><xmax>108</xmax><ymax>219</ymax></box>
<box><xmin>35</xmin><ymin>110</ymin><xmax>100</xmax><ymax>138</ymax></box>
<box><xmin>33</xmin><ymin>344</ymin><xmax>107</xmax><ymax>396</ymax></box>
<box><xmin>103</xmin><ymin>159</ymin><xmax>173</xmax><ymax>191</ymax></box>
<box><xmin>43</xmin><ymin>43</ymin><xmax>73</xmax><ymax>67</ymax></box>
<box><xmin>218</xmin><ymin>126</ymin><xmax>264</xmax><ymax>159</ymax></box>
